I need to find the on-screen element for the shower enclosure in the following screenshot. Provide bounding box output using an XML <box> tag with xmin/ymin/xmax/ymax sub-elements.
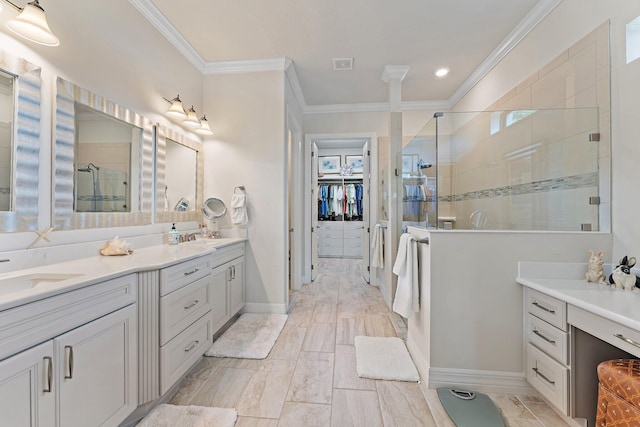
<box><xmin>401</xmin><ymin>108</ymin><xmax>601</xmax><ymax>231</ymax></box>
<box><xmin>75</xmin><ymin>163</ymin><xmax>129</xmax><ymax>212</ymax></box>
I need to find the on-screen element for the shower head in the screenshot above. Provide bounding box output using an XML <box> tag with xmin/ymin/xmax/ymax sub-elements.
<box><xmin>77</xmin><ymin>167</ymin><xmax>91</xmax><ymax>172</ymax></box>
<box><xmin>420</xmin><ymin>163</ymin><xmax>433</xmax><ymax>169</ymax></box>
<box><xmin>87</xmin><ymin>162</ymin><xmax>100</xmax><ymax>170</ymax></box>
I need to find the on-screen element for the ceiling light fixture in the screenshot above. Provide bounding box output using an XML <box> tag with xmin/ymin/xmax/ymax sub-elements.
<box><xmin>435</xmin><ymin>68</ymin><xmax>450</xmax><ymax>77</ymax></box>
<box><xmin>163</xmin><ymin>96</ymin><xmax>213</xmax><ymax>136</ymax></box>
<box><xmin>3</xmin><ymin>0</ymin><xmax>59</xmax><ymax>47</ymax></box>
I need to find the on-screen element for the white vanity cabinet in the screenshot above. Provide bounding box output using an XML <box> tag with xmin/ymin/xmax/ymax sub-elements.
<box><xmin>524</xmin><ymin>287</ymin><xmax>570</xmax><ymax>415</ymax></box>
<box><xmin>208</xmin><ymin>243</ymin><xmax>245</xmax><ymax>336</ymax></box>
<box><xmin>0</xmin><ymin>274</ymin><xmax>138</xmax><ymax>427</ymax></box>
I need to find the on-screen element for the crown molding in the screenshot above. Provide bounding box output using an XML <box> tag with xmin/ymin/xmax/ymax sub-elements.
<box><xmin>203</xmin><ymin>58</ymin><xmax>292</xmax><ymax>74</ymax></box>
<box><xmin>447</xmin><ymin>0</ymin><xmax>562</xmax><ymax>107</ymax></box>
<box><xmin>381</xmin><ymin>65</ymin><xmax>410</xmax><ymax>83</ymax></box>
<box><xmin>303</xmin><ymin>99</ymin><xmax>450</xmax><ymax>114</ymax></box>
<box><xmin>129</xmin><ymin>0</ymin><xmax>206</xmax><ymax>72</ymax></box>
<box><xmin>284</xmin><ymin>59</ymin><xmax>307</xmax><ymax>111</ymax></box>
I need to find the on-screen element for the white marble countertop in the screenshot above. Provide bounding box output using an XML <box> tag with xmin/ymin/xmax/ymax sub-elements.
<box><xmin>517</xmin><ymin>261</ymin><xmax>640</xmax><ymax>331</ymax></box>
<box><xmin>0</xmin><ymin>237</ymin><xmax>246</xmax><ymax>311</ymax></box>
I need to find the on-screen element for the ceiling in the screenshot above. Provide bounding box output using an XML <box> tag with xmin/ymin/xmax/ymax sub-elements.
<box><xmin>138</xmin><ymin>0</ymin><xmax>555</xmax><ymax>109</ymax></box>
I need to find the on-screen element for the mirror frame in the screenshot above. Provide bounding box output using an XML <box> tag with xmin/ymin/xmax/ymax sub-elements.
<box><xmin>155</xmin><ymin>124</ymin><xmax>203</xmax><ymax>223</ymax></box>
<box><xmin>0</xmin><ymin>51</ymin><xmax>42</xmax><ymax>232</ymax></box>
<box><xmin>53</xmin><ymin>77</ymin><xmax>154</xmax><ymax>229</ymax></box>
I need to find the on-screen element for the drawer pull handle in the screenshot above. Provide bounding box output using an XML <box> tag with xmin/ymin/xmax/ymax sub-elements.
<box><xmin>65</xmin><ymin>345</ymin><xmax>74</xmax><ymax>379</ymax></box>
<box><xmin>532</xmin><ymin>301</ymin><xmax>555</xmax><ymax>314</ymax></box>
<box><xmin>184</xmin><ymin>340</ymin><xmax>199</xmax><ymax>353</ymax></box>
<box><xmin>532</xmin><ymin>367</ymin><xmax>555</xmax><ymax>385</ymax></box>
<box><xmin>614</xmin><ymin>334</ymin><xmax>640</xmax><ymax>349</ymax></box>
<box><xmin>43</xmin><ymin>356</ymin><xmax>53</xmax><ymax>393</ymax></box>
<box><xmin>184</xmin><ymin>268</ymin><xmax>199</xmax><ymax>276</ymax></box>
<box><xmin>184</xmin><ymin>300</ymin><xmax>199</xmax><ymax>310</ymax></box>
<box><xmin>532</xmin><ymin>328</ymin><xmax>556</xmax><ymax>344</ymax></box>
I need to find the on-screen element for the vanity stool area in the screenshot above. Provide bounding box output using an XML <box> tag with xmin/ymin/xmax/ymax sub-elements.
<box><xmin>518</xmin><ymin>262</ymin><xmax>640</xmax><ymax>427</ymax></box>
<box><xmin>0</xmin><ymin>238</ymin><xmax>246</xmax><ymax>427</ymax></box>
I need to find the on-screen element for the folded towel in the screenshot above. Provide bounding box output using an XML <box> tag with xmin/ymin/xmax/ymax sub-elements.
<box><xmin>371</xmin><ymin>224</ymin><xmax>384</xmax><ymax>268</ymax></box>
<box><xmin>231</xmin><ymin>194</ymin><xmax>248</xmax><ymax>225</ymax></box>
<box><xmin>392</xmin><ymin>233</ymin><xmax>419</xmax><ymax>318</ymax></box>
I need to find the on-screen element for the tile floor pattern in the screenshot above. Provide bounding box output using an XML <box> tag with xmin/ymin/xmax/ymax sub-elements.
<box><xmin>170</xmin><ymin>258</ymin><xmax>571</xmax><ymax>426</ymax></box>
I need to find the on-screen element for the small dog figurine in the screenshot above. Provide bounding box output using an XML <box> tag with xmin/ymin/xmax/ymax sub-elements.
<box><xmin>608</xmin><ymin>256</ymin><xmax>640</xmax><ymax>290</ymax></box>
<box><xmin>585</xmin><ymin>250</ymin><xmax>605</xmax><ymax>283</ymax></box>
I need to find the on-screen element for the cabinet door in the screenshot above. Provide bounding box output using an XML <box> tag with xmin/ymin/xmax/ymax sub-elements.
<box><xmin>229</xmin><ymin>257</ymin><xmax>245</xmax><ymax>315</ymax></box>
<box><xmin>0</xmin><ymin>341</ymin><xmax>55</xmax><ymax>427</ymax></box>
<box><xmin>209</xmin><ymin>263</ymin><xmax>230</xmax><ymax>333</ymax></box>
<box><xmin>56</xmin><ymin>305</ymin><xmax>137</xmax><ymax>427</ymax></box>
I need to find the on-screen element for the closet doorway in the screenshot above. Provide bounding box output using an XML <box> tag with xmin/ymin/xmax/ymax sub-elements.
<box><xmin>307</xmin><ymin>135</ymin><xmax>375</xmax><ymax>284</ymax></box>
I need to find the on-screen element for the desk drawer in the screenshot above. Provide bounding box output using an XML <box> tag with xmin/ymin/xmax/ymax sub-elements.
<box><xmin>526</xmin><ymin>343</ymin><xmax>569</xmax><ymax>415</ymax></box>
<box><xmin>160</xmin><ymin>313</ymin><xmax>210</xmax><ymax>395</ymax></box>
<box><xmin>568</xmin><ymin>305</ymin><xmax>640</xmax><ymax>358</ymax></box>
<box><xmin>160</xmin><ymin>275</ymin><xmax>211</xmax><ymax>345</ymax></box>
<box><xmin>526</xmin><ymin>314</ymin><xmax>568</xmax><ymax>364</ymax></box>
<box><xmin>160</xmin><ymin>256</ymin><xmax>210</xmax><ymax>296</ymax></box>
<box><xmin>525</xmin><ymin>288</ymin><xmax>567</xmax><ymax>331</ymax></box>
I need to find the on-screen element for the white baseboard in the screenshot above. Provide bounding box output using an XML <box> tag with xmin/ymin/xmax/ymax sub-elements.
<box><xmin>406</xmin><ymin>332</ymin><xmax>430</xmax><ymax>385</ymax></box>
<box><xmin>242</xmin><ymin>302</ymin><xmax>289</xmax><ymax>314</ymax></box>
<box><xmin>428</xmin><ymin>366</ymin><xmax>535</xmax><ymax>395</ymax></box>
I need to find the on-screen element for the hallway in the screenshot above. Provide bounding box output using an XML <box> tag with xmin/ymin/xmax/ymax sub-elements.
<box><xmin>169</xmin><ymin>258</ymin><xmax>570</xmax><ymax>426</ymax></box>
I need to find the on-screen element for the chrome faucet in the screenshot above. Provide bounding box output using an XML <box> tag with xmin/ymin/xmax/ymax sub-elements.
<box><xmin>178</xmin><ymin>232</ymin><xmax>198</xmax><ymax>243</ymax></box>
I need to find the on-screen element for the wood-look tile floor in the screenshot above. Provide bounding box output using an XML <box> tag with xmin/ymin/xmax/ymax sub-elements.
<box><xmin>170</xmin><ymin>258</ymin><xmax>570</xmax><ymax>427</ymax></box>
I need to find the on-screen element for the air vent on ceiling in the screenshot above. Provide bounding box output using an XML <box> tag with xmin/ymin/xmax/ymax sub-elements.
<box><xmin>333</xmin><ymin>57</ymin><xmax>354</xmax><ymax>71</ymax></box>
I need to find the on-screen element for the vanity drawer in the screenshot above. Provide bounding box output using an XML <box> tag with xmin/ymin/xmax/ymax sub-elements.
<box><xmin>160</xmin><ymin>256</ymin><xmax>210</xmax><ymax>296</ymax></box>
<box><xmin>525</xmin><ymin>288</ymin><xmax>567</xmax><ymax>331</ymax></box>
<box><xmin>568</xmin><ymin>305</ymin><xmax>640</xmax><ymax>358</ymax></box>
<box><xmin>526</xmin><ymin>314</ymin><xmax>568</xmax><ymax>364</ymax></box>
<box><xmin>160</xmin><ymin>275</ymin><xmax>211</xmax><ymax>345</ymax></box>
<box><xmin>159</xmin><ymin>312</ymin><xmax>210</xmax><ymax>395</ymax></box>
<box><xmin>526</xmin><ymin>343</ymin><xmax>569</xmax><ymax>415</ymax></box>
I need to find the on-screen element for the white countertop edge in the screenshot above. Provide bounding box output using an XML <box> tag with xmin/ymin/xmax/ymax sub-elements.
<box><xmin>0</xmin><ymin>237</ymin><xmax>247</xmax><ymax>311</ymax></box>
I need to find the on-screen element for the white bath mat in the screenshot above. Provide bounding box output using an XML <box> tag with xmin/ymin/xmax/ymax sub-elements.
<box><xmin>205</xmin><ymin>313</ymin><xmax>288</xmax><ymax>359</ymax></box>
<box><xmin>136</xmin><ymin>404</ymin><xmax>237</xmax><ymax>427</ymax></box>
<box><xmin>354</xmin><ymin>336</ymin><xmax>420</xmax><ymax>382</ymax></box>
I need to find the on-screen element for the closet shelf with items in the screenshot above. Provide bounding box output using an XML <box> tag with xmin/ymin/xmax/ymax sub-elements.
<box><xmin>402</xmin><ymin>174</ymin><xmax>431</xmax><ymax>223</ymax></box>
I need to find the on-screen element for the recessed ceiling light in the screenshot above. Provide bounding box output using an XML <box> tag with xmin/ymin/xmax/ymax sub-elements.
<box><xmin>435</xmin><ymin>68</ymin><xmax>450</xmax><ymax>77</ymax></box>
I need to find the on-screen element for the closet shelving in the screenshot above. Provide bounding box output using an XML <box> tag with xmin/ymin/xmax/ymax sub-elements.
<box><xmin>317</xmin><ymin>175</ymin><xmax>364</xmax><ymax>258</ymax></box>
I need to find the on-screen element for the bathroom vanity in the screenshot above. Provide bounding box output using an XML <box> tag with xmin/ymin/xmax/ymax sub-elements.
<box><xmin>518</xmin><ymin>262</ymin><xmax>640</xmax><ymax>426</ymax></box>
<box><xmin>0</xmin><ymin>238</ymin><xmax>246</xmax><ymax>427</ymax></box>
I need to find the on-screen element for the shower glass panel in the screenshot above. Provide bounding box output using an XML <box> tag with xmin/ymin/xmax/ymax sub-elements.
<box><xmin>403</xmin><ymin>108</ymin><xmax>600</xmax><ymax>231</ymax></box>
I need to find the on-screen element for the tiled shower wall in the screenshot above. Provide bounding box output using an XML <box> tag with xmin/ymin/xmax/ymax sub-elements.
<box><xmin>448</xmin><ymin>22</ymin><xmax>610</xmax><ymax>231</ymax></box>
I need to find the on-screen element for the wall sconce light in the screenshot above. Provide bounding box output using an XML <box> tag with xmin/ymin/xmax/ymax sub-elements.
<box><xmin>162</xmin><ymin>95</ymin><xmax>213</xmax><ymax>136</ymax></box>
<box><xmin>2</xmin><ymin>0</ymin><xmax>59</xmax><ymax>47</ymax></box>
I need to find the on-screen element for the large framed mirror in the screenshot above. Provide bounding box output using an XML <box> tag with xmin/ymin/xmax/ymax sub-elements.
<box><xmin>53</xmin><ymin>77</ymin><xmax>154</xmax><ymax>229</ymax></box>
<box><xmin>155</xmin><ymin>124</ymin><xmax>203</xmax><ymax>223</ymax></box>
<box><xmin>0</xmin><ymin>51</ymin><xmax>42</xmax><ymax>232</ymax></box>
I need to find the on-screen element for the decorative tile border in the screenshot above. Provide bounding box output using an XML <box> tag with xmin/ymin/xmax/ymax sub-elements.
<box><xmin>442</xmin><ymin>172</ymin><xmax>598</xmax><ymax>202</ymax></box>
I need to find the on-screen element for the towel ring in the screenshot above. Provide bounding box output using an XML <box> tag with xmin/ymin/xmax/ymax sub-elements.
<box><xmin>234</xmin><ymin>186</ymin><xmax>246</xmax><ymax>194</ymax></box>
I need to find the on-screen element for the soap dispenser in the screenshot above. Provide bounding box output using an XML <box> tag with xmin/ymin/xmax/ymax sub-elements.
<box><xmin>168</xmin><ymin>223</ymin><xmax>179</xmax><ymax>245</ymax></box>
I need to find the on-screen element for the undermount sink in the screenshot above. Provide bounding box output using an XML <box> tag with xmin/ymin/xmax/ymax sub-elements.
<box><xmin>185</xmin><ymin>238</ymin><xmax>236</xmax><ymax>246</ymax></box>
<box><xmin>0</xmin><ymin>273</ymin><xmax>84</xmax><ymax>296</ymax></box>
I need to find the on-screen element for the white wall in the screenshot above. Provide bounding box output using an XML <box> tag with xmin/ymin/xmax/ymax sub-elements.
<box><xmin>202</xmin><ymin>71</ymin><xmax>288</xmax><ymax>313</ymax></box>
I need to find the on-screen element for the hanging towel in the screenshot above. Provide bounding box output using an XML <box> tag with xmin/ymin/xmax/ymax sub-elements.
<box><xmin>392</xmin><ymin>233</ymin><xmax>419</xmax><ymax>318</ymax></box>
<box><xmin>371</xmin><ymin>224</ymin><xmax>385</xmax><ymax>268</ymax></box>
<box><xmin>231</xmin><ymin>194</ymin><xmax>248</xmax><ymax>225</ymax></box>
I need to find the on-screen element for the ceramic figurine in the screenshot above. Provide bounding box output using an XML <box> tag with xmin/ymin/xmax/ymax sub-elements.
<box><xmin>608</xmin><ymin>255</ymin><xmax>640</xmax><ymax>290</ymax></box>
<box><xmin>585</xmin><ymin>250</ymin><xmax>605</xmax><ymax>283</ymax></box>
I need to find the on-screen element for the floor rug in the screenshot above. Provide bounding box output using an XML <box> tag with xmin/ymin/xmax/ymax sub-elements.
<box><xmin>136</xmin><ymin>404</ymin><xmax>237</xmax><ymax>427</ymax></box>
<box><xmin>205</xmin><ymin>313</ymin><xmax>288</xmax><ymax>359</ymax></box>
<box><xmin>354</xmin><ymin>336</ymin><xmax>420</xmax><ymax>382</ymax></box>
<box><xmin>436</xmin><ymin>388</ymin><xmax>506</xmax><ymax>427</ymax></box>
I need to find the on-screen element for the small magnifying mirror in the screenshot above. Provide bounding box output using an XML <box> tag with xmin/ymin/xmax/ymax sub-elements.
<box><xmin>202</xmin><ymin>197</ymin><xmax>227</xmax><ymax>237</ymax></box>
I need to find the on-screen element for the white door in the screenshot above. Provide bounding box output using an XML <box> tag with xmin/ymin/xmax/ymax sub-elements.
<box><xmin>361</xmin><ymin>141</ymin><xmax>371</xmax><ymax>282</ymax></box>
<box><xmin>0</xmin><ymin>340</ymin><xmax>55</xmax><ymax>427</ymax></box>
<box><xmin>311</xmin><ymin>142</ymin><xmax>319</xmax><ymax>281</ymax></box>
<box><xmin>57</xmin><ymin>305</ymin><xmax>137</xmax><ymax>427</ymax></box>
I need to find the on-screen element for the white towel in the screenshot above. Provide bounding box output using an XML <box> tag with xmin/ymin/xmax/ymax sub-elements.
<box><xmin>371</xmin><ymin>224</ymin><xmax>384</xmax><ymax>268</ymax></box>
<box><xmin>231</xmin><ymin>194</ymin><xmax>248</xmax><ymax>225</ymax></box>
<box><xmin>392</xmin><ymin>233</ymin><xmax>419</xmax><ymax>318</ymax></box>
